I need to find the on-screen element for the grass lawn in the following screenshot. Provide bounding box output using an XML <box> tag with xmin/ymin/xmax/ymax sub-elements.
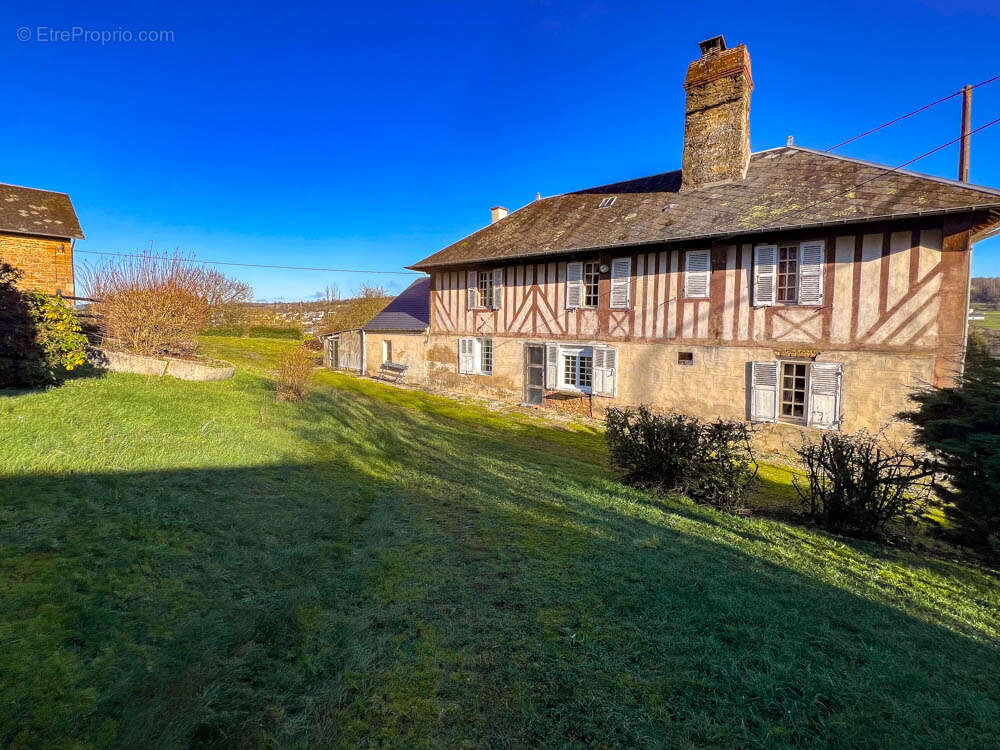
<box><xmin>970</xmin><ymin>309</ymin><xmax>1000</xmax><ymax>331</ymax></box>
<box><xmin>2</xmin><ymin>337</ymin><xmax>999</xmax><ymax>749</ymax></box>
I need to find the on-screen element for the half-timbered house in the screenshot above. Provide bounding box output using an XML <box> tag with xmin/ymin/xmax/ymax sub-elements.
<box><xmin>403</xmin><ymin>36</ymin><xmax>1000</xmax><ymax>443</ymax></box>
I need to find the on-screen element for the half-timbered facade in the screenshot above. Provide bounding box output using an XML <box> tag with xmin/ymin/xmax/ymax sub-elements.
<box><xmin>402</xmin><ymin>37</ymin><xmax>1000</xmax><ymax>444</ymax></box>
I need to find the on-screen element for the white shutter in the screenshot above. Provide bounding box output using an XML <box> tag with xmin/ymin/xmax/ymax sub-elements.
<box><xmin>798</xmin><ymin>240</ymin><xmax>825</xmax><ymax>305</ymax></box>
<box><xmin>467</xmin><ymin>270</ymin><xmax>477</xmax><ymax>310</ymax></box>
<box><xmin>610</xmin><ymin>257</ymin><xmax>631</xmax><ymax>309</ymax></box>
<box><xmin>749</xmin><ymin>361</ymin><xmax>779</xmax><ymax>422</ymax></box>
<box><xmin>492</xmin><ymin>268</ymin><xmax>504</xmax><ymax>310</ymax></box>
<box><xmin>593</xmin><ymin>346</ymin><xmax>618</xmax><ymax>397</ymax></box>
<box><xmin>566</xmin><ymin>261</ymin><xmax>584</xmax><ymax>309</ymax></box>
<box><xmin>753</xmin><ymin>245</ymin><xmax>777</xmax><ymax>306</ymax></box>
<box><xmin>545</xmin><ymin>343</ymin><xmax>559</xmax><ymax>388</ymax></box>
<box><xmin>808</xmin><ymin>362</ymin><xmax>842</xmax><ymax>429</ymax></box>
<box><xmin>684</xmin><ymin>250</ymin><xmax>711</xmax><ymax>298</ymax></box>
<box><xmin>458</xmin><ymin>338</ymin><xmax>474</xmax><ymax>374</ymax></box>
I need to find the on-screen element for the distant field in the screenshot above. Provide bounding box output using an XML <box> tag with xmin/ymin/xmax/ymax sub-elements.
<box><xmin>970</xmin><ymin>310</ymin><xmax>1000</xmax><ymax>330</ymax></box>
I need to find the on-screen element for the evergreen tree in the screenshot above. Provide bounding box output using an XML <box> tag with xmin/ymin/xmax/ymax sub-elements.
<box><xmin>901</xmin><ymin>332</ymin><xmax>1000</xmax><ymax>555</ymax></box>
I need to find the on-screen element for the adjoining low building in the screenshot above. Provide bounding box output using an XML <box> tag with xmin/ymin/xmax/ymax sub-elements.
<box><xmin>0</xmin><ymin>182</ymin><xmax>84</xmax><ymax>299</ymax></box>
<box><xmin>323</xmin><ymin>278</ymin><xmax>431</xmax><ymax>381</ymax></box>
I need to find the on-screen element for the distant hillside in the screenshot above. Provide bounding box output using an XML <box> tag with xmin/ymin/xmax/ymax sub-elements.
<box><xmin>971</xmin><ymin>277</ymin><xmax>1000</xmax><ymax>309</ymax></box>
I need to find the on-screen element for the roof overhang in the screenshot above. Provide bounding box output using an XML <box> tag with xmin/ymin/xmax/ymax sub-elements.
<box><xmin>408</xmin><ymin>203</ymin><xmax>1000</xmax><ymax>270</ymax></box>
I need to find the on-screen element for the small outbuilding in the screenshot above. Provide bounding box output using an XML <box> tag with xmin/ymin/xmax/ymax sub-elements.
<box><xmin>322</xmin><ymin>277</ymin><xmax>430</xmax><ymax>383</ymax></box>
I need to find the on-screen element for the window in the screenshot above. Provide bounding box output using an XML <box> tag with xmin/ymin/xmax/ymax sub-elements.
<box><xmin>678</xmin><ymin>351</ymin><xmax>694</xmax><ymax>366</ymax></box>
<box><xmin>598</xmin><ymin>196</ymin><xmax>617</xmax><ymax>208</ymax></box>
<box><xmin>561</xmin><ymin>348</ymin><xmax>594</xmax><ymax>391</ymax></box>
<box><xmin>458</xmin><ymin>337</ymin><xmax>492</xmax><ymax>375</ymax></box>
<box><xmin>780</xmin><ymin>362</ymin><xmax>808</xmax><ymax>422</ymax></box>
<box><xmin>777</xmin><ymin>245</ymin><xmax>798</xmax><ymax>303</ymax></box>
<box><xmin>382</xmin><ymin>339</ymin><xmax>392</xmax><ymax>364</ymax></box>
<box><xmin>583</xmin><ymin>262</ymin><xmax>600</xmax><ymax>307</ymax></box>
<box><xmin>753</xmin><ymin>240</ymin><xmax>825</xmax><ymax>306</ymax></box>
<box><xmin>477</xmin><ymin>271</ymin><xmax>493</xmax><ymax>309</ymax></box>
<box><xmin>467</xmin><ymin>269</ymin><xmax>503</xmax><ymax>310</ymax></box>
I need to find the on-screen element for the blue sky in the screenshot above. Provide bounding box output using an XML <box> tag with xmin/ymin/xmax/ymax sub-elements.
<box><xmin>4</xmin><ymin>0</ymin><xmax>1000</xmax><ymax>300</ymax></box>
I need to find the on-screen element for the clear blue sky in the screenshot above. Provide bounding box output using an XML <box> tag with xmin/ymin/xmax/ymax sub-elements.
<box><xmin>5</xmin><ymin>0</ymin><xmax>1000</xmax><ymax>300</ymax></box>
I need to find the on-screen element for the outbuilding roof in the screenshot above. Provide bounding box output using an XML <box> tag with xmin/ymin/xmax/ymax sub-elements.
<box><xmin>363</xmin><ymin>277</ymin><xmax>430</xmax><ymax>332</ymax></box>
<box><xmin>0</xmin><ymin>182</ymin><xmax>84</xmax><ymax>240</ymax></box>
<box><xmin>410</xmin><ymin>146</ymin><xmax>1000</xmax><ymax>269</ymax></box>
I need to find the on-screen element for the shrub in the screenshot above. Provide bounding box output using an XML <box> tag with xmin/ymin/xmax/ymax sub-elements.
<box><xmin>84</xmin><ymin>253</ymin><xmax>252</xmax><ymax>357</ymax></box>
<box><xmin>794</xmin><ymin>430</ymin><xmax>935</xmax><ymax>539</ymax></box>
<box><xmin>275</xmin><ymin>346</ymin><xmax>314</xmax><ymax>402</ymax></box>
<box><xmin>316</xmin><ymin>284</ymin><xmax>392</xmax><ymax>335</ymax></box>
<box><xmin>900</xmin><ymin>331</ymin><xmax>1000</xmax><ymax>555</ymax></box>
<box><xmin>0</xmin><ymin>263</ymin><xmax>87</xmax><ymax>387</ymax></box>
<box><xmin>605</xmin><ymin>406</ymin><xmax>758</xmax><ymax>509</ymax></box>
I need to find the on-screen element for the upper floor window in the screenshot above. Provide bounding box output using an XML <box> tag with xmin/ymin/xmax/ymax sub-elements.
<box><xmin>583</xmin><ymin>262</ymin><xmax>600</xmax><ymax>307</ymax></box>
<box><xmin>466</xmin><ymin>269</ymin><xmax>503</xmax><ymax>311</ymax></box>
<box><xmin>753</xmin><ymin>240</ymin><xmax>825</xmax><ymax>306</ymax></box>
<box><xmin>777</xmin><ymin>246</ymin><xmax>798</xmax><ymax>303</ymax></box>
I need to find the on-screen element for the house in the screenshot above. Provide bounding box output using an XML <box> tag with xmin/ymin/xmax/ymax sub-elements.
<box><xmin>392</xmin><ymin>36</ymin><xmax>1000</xmax><ymax>443</ymax></box>
<box><xmin>324</xmin><ymin>277</ymin><xmax>430</xmax><ymax>380</ymax></box>
<box><xmin>0</xmin><ymin>182</ymin><xmax>84</xmax><ymax>299</ymax></box>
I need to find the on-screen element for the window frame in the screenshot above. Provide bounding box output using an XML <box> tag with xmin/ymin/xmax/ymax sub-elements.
<box><xmin>558</xmin><ymin>345</ymin><xmax>594</xmax><ymax>393</ymax></box>
<box><xmin>382</xmin><ymin>339</ymin><xmax>392</xmax><ymax>364</ymax></box>
<box><xmin>459</xmin><ymin>336</ymin><xmax>493</xmax><ymax>376</ymax></box>
<box><xmin>779</xmin><ymin>360</ymin><xmax>809</xmax><ymax>425</ymax></box>
<box><xmin>776</xmin><ymin>245</ymin><xmax>799</xmax><ymax>304</ymax></box>
<box><xmin>476</xmin><ymin>270</ymin><xmax>494</xmax><ymax>309</ymax></box>
<box><xmin>583</xmin><ymin>261</ymin><xmax>600</xmax><ymax>308</ymax></box>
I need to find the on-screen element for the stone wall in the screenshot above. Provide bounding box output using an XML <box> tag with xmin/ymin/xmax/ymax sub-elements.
<box><xmin>0</xmin><ymin>233</ymin><xmax>74</xmax><ymax>298</ymax></box>
<box><xmin>425</xmin><ymin>333</ymin><xmax>934</xmax><ymax>449</ymax></box>
<box><xmin>362</xmin><ymin>331</ymin><xmax>430</xmax><ymax>383</ymax></box>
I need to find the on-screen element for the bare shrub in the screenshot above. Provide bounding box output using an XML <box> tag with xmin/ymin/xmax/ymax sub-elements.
<box><xmin>84</xmin><ymin>253</ymin><xmax>252</xmax><ymax>356</ymax></box>
<box><xmin>795</xmin><ymin>430</ymin><xmax>936</xmax><ymax>539</ymax></box>
<box><xmin>275</xmin><ymin>346</ymin><xmax>314</xmax><ymax>402</ymax></box>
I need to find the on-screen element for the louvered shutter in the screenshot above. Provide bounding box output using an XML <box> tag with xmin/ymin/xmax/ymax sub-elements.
<box><xmin>684</xmin><ymin>250</ymin><xmax>711</xmax><ymax>298</ymax></box>
<box><xmin>492</xmin><ymin>268</ymin><xmax>504</xmax><ymax>310</ymax></box>
<box><xmin>467</xmin><ymin>270</ymin><xmax>477</xmax><ymax>310</ymax></box>
<box><xmin>566</xmin><ymin>261</ymin><xmax>584</xmax><ymax>309</ymax></box>
<box><xmin>808</xmin><ymin>362</ymin><xmax>842</xmax><ymax>429</ymax></box>
<box><xmin>798</xmin><ymin>240</ymin><xmax>825</xmax><ymax>305</ymax></box>
<box><xmin>545</xmin><ymin>343</ymin><xmax>559</xmax><ymax>388</ymax></box>
<box><xmin>753</xmin><ymin>245</ymin><xmax>777</xmax><ymax>306</ymax></box>
<box><xmin>593</xmin><ymin>346</ymin><xmax>617</xmax><ymax>397</ymax></box>
<box><xmin>610</xmin><ymin>257</ymin><xmax>631</xmax><ymax>309</ymax></box>
<box><xmin>458</xmin><ymin>338</ymin><xmax>474</xmax><ymax>374</ymax></box>
<box><xmin>749</xmin><ymin>361</ymin><xmax>779</xmax><ymax>422</ymax></box>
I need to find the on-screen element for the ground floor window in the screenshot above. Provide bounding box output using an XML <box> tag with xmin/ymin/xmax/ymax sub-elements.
<box><xmin>543</xmin><ymin>343</ymin><xmax>616</xmax><ymax>396</ymax></box>
<box><xmin>458</xmin><ymin>337</ymin><xmax>492</xmax><ymax>375</ymax></box>
<box><xmin>780</xmin><ymin>361</ymin><xmax>808</xmax><ymax>422</ymax></box>
<box><xmin>382</xmin><ymin>339</ymin><xmax>392</xmax><ymax>364</ymax></box>
<box><xmin>750</xmin><ymin>359</ymin><xmax>843</xmax><ymax>429</ymax></box>
<box><xmin>560</xmin><ymin>347</ymin><xmax>594</xmax><ymax>391</ymax></box>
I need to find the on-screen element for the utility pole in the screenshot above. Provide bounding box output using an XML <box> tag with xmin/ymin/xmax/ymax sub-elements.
<box><xmin>958</xmin><ymin>84</ymin><xmax>972</xmax><ymax>182</ymax></box>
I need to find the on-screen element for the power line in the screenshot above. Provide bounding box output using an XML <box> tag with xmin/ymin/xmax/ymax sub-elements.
<box><xmin>74</xmin><ymin>249</ymin><xmax>423</xmax><ymax>275</ymax></box>
<box><xmin>826</xmin><ymin>73</ymin><xmax>1000</xmax><ymax>152</ymax></box>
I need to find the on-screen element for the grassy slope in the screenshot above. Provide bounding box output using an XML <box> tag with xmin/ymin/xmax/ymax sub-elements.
<box><xmin>1</xmin><ymin>337</ymin><xmax>998</xmax><ymax>749</ymax></box>
<box><xmin>970</xmin><ymin>310</ymin><xmax>1000</xmax><ymax>330</ymax></box>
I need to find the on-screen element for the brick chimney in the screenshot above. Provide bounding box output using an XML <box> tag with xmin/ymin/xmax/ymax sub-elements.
<box><xmin>681</xmin><ymin>36</ymin><xmax>753</xmax><ymax>191</ymax></box>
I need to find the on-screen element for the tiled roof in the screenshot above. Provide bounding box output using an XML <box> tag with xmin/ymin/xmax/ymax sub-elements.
<box><xmin>363</xmin><ymin>277</ymin><xmax>430</xmax><ymax>332</ymax></box>
<box><xmin>410</xmin><ymin>146</ymin><xmax>1000</xmax><ymax>269</ymax></box>
<box><xmin>0</xmin><ymin>183</ymin><xmax>84</xmax><ymax>240</ymax></box>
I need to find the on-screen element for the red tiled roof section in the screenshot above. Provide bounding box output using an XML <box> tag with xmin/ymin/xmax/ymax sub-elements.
<box><xmin>409</xmin><ymin>147</ymin><xmax>1000</xmax><ymax>269</ymax></box>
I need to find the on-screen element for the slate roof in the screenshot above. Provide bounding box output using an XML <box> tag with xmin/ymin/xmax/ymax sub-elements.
<box><xmin>410</xmin><ymin>146</ymin><xmax>1000</xmax><ymax>269</ymax></box>
<box><xmin>363</xmin><ymin>277</ymin><xmax>430</xmax><ymax>332</ymax></box>
<box><xmin>0</xmin><ymin>182</ymin><xmax>84</xmax><ymax>240</ymax></box>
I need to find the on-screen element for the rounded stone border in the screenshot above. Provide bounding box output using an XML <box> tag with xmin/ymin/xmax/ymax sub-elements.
<box><xmin>89</xmin><ymin>348</ymin><xmax>236</xmax><ymax>382</ymax></box>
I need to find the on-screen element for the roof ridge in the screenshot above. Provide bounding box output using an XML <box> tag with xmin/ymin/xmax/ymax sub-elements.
<box><xmin>0</xmin><ymin>181</ymin><xmax>71</xmax><ymax>197</ymax></box>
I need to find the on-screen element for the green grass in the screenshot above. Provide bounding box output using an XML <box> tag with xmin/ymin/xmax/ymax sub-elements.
<box><xmin>970</xmin><ymin>310</ymin><xmax>1000</xmax><ymax>330</ymax></box>
<box><xmin>1</xmin><ymin>337</ymin><xmax>998</xmax><ymax>749</ymax></box>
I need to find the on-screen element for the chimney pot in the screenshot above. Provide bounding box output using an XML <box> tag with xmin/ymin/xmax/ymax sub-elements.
<box><xmin>681</xmin><ymin>37</ymin><xmax>753</xmax><ymax>191</ymax></box>
<box><xmin>490</xmin><ymin>206</ymin><xmax>508</xmax><ymax>224</ymax></box>
<box><xmin>786</xmin><ymin>134</ymin><xmax>794</xmax><ymax>146</ymax></box>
